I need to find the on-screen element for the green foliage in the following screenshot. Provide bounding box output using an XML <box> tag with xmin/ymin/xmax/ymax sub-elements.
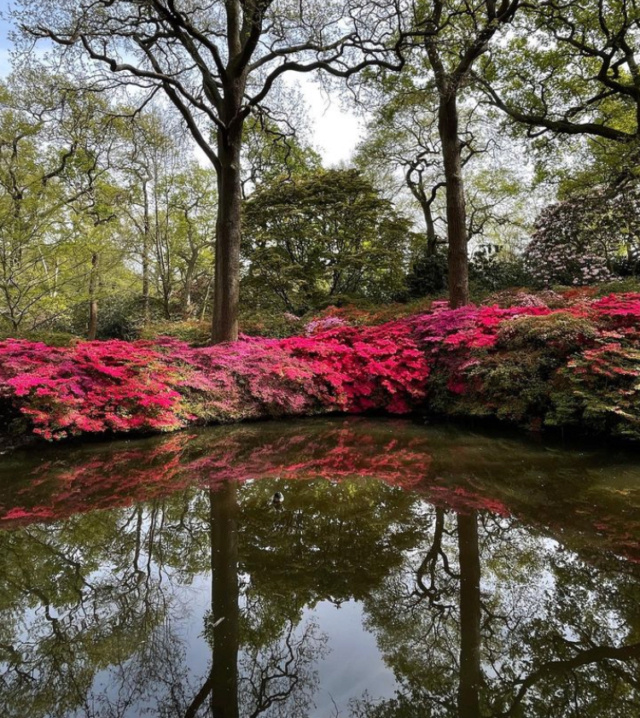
<box><xmin>497</xmin><ymin>312</ymin><xmax>597</xmax><ymax>356</ymax></box>
<box><xmin>405</xmin><ymin>250</ymin><xmax>448</xmax><ymax>298</ymax></box>
<box><xmin>140</xmin><ymin>320</ymin><xmax>212</xmax><ymax>346</ymax></box>
<box><xmin>548</xmin><ymin>344</ymin><xmax>640</xmax><ymax>441</ymax></box>
<box><xmin>469</xmin><ymin>249</ymin><xmax>532</xmax><ymax>292</ymax></box>
<box><xmin>242</xmin><ymin>169</ymin><xmax>411</xmax><ymax>314</ymax></box>
<box><xmin>238</xmin><ymin>311</ymin><xmax>303</xmax><ymax>338</ymax></box>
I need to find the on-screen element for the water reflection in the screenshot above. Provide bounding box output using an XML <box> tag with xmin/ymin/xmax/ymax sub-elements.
<box><xmin>1</xmin><ymin>419</ymin><xmax>640</xmax><ymax>716</ymax></box>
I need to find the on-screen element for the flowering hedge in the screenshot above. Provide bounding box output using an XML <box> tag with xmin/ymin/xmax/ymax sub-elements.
<box><xmin>3</xmin><ymin>291</ymin><xmax>640</xmax><ymax>442</ymax></box>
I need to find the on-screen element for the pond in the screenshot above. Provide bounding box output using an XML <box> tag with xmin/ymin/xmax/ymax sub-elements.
<box><xmin>1</xmin><ymin>417</ymin><xmax>640</xmax><ymax>717</ymax></box>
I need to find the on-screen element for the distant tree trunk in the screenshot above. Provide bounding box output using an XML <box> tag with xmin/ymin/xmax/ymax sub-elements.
<box><xmin>88</xmin><ymin>252</ymin><xmax>99</xmax><ymax>340</ymax></box>
<box><xmin>162</xmin><ymin>284</ymin><xmax>171</xmax><ymax>320</ymax></box>
<box><xmin>409</xmin><ymin>176</ymin><xmax>440</xmax><ymax>258</ymax></box>
<box><xmin>212</xmin><ymin>126</ymin><xmax>243</xmax><ymax>344</ymax></box>
<box><xmin>438</xmin><ymin>94</ymin><xmax>469</xmax><ymax>308</ymax></box>
<box><xmin>183</xmin><ymin>270</ymin><xmax>194</xmax><ymax>320</ymax></box>
<box><xmin>142</xmin><ymin>182</ymin><xmax>151</xmax><ymax>324</ymax></box>
<box><xmin>457</xmin><ymin>511</ymin><xmax>481</xmax><ymax>718</ymax></box>
<box><xmin>424</xmin><ymin>201</ymin><xmax>438</xmax><ymax>257</ymax></box>
<box><xmin>183</xmin><ymin>241</ymin><xmax>198</xmax><ymax>320</ymax></box>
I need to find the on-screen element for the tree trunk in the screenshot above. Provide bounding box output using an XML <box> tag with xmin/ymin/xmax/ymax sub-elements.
<box><xmin>212</xmin><ymin>127</ymin><xmax>243</xmax><ymax>344</ymax></box>
<box><xmin>438</xmin><ymin>94</ymin><xmax>469</xmax><ymax>308</ymax></box>
<box><xmin>88</xmin><ymin>252</ymin><xmax>99</xmax><ymax>341</ymax></box>
<box><xmin>142</xmin><ymin>182</ymin><xmax>151</xmax><ymax>324</ymax></box>
<box><xmin>457</xmin><ymin>511</ymin><xmax>481</xmax><ymax>718</ymax></box>
<box><xmin>423</xmin><ymin>200</ymin><xmax>438</xmax><ymax>257</ymax></box>
<box><xmin>183</xmin><ymin>249</ymin><xmax>198</xmax><ymax>320</ymax></box>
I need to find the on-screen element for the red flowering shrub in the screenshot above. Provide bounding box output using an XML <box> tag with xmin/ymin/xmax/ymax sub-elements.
<box><xmin>3</xmin><ymin>291</ymin><xmax>640</xmax><ymax>443</ymax></box>
<box><xmin>0</xmin><ymin>339</ymin><xmax>187</xmax><ymax>439</ymax></box>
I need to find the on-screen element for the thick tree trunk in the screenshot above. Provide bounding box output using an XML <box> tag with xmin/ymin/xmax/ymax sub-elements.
<box><xmin>457</xmin><ymin>511</ymin><xmax>481</xmax><ymax>718</ymax></box>
<box><xmin>439</xmin><ymin>94</ymin><xmax>469</xmax><ymax>308</ymax></box>
<box><xmin>88</xmin><ymin>252</ymin><xmax>99</xmax><ymax>341</ymax></box>
<box><xmin>212</xmin><ymin>128</ymin><xmax>243</xmax><ymax>343</ymax></box>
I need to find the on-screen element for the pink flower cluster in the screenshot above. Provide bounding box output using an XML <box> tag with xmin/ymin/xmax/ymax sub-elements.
<box><xmin>2</xmin><ymin>292</ymin><xmax>640</xmax><ymax>441</ymax></box>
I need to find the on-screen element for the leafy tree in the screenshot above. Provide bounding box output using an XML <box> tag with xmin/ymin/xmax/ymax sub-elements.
<box><xmin>241</xmin><ymin>113</ymin><xmax>323</xmax><ymax>196</ymax></box>
<box><xmin>0</xmin><ymin>74</ymin><xmax>121</xmax><ymax>335</ymax></box>
<box><xmin>390</xmin><ymin>0</ymin><xmax>522</xmax><ymax>308</ymax></box>
<box><xmin>356</xmin><ymin>86</ymin><xmax>530</xmax><ymax>299</ymax></box>
<box><xmin>17</xmin><ymin>0</ymin><xmax>403</xmax><ymax>342</ymax></box>
<box><xmin>242</xmin><ymin>169</ymin><xmax>412</xmax><ymax>314</ymax></box>
<box><xmin>481</xmin><ymin>0</ymin><xmax>640</xmax><ymax>148</ymax></box>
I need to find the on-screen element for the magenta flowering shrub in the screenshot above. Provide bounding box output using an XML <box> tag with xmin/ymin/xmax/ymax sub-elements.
<box><xmin>0</xmin><ymin>318</ymin><xmax>430</xmax><ymax>439</ymax></box>
<box><xmin>0</xmin><ymin>339</ymin><xmax>187</xmax><ymax>439</ymax></box>
<box><xmin>3</xmin><ymin>291</ymin><xmax>640</xmax><ymax>442</ymax></box>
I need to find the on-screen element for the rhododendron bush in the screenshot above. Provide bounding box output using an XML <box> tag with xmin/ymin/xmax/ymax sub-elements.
<box><xmin>3</xmin><ymin>291</ymin><xmax>640</xmax><ymax>442</ymax></box>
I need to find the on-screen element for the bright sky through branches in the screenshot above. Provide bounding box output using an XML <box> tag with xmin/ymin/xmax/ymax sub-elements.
<box><xmin>0</xmin><ymin>11</ymin><xmax>361</xmax><ymax>167</ymax></box>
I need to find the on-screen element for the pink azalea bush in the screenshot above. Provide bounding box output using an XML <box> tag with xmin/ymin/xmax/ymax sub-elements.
<box><xmin>3</xmin><ymin>291</ymin><xmax>640</xmax><ymax>442</ymax></box>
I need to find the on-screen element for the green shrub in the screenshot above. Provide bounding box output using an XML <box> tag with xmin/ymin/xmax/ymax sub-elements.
<box><xmin>497</xmin><ymin>312</ymin><xmax>598</xmax><ymax>356</ymax></box>
<box><xmin>140</xmin><ymin>320</ymin><xmax>212</xmax><ymax>346</ymax></box>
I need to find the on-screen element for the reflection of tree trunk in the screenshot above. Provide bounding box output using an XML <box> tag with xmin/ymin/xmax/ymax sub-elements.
<box><xmin>184</xmin><ymin>482</ymin><xmax>239</xmax><ymax>718</ymax></box>
<box><xmin>211</xmin><ymin>482</ymin><xmax>240</xmax><ymax>718</ymax></box>
<box><xmin>457</xmin><ymin>511</ymin><xmax>481</xmax><ymax>718</ymax></box>
<box><xmin>416</xmin><ymin>507</ymin><xmax>446</xmax><ymax>602</ymax></box>
<box><xmin>503</xmin><ymin>641</ymin><xmax>640</xmax><ymax>717</ymax></box>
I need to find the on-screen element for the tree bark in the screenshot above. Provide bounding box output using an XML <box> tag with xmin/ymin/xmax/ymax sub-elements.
<box><xmin>457</xmin><ymin>511</ymin><xmax>481</xmax><ymax>718</ymax></box>
<box><xmin>212</xmin><ymin>126</ymin><xmax>243</xmax><ymax>343</ymax></box>
<box><xmin>438</xmin><ymin>94</ymin><xmax>469</xmax><ymax>308</ymax></box>
<box><xmin>424</xmin><ymin>200</ymin><xmax>438</xmax><ymax>257</ymax></box>
<box><xmin>142</xmin><ymin>181</ymin><xmax>151</xmax><ymax>324</ymax></box>
<box><xmin>87</xmin><ymin>252</ymin><xmax>99</xmax><ymax>341</ymax></box>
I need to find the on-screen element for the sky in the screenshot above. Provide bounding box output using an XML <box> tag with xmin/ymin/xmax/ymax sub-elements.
<box><xmin>297</xmin><ymin>78</ymin><xmax>364</xmax><ymax>167</ymax></box>
<box><xmin>0</xmin><ymin>9</ymin><xmax>12</xmax><ymax>77</ymax></box>
<box><xmin>0</xmin><ymin>7</ymin><xmax>362</xmax><ymax>167</ymax></box>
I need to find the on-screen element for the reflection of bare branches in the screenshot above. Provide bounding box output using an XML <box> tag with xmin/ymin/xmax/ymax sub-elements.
<box><xmin>496</xmin><ymin>642</ymin><xmax>640</xmax><ymax>717</ymax></box>
<box><xmin>239</xmin><ymin>618</ymin><xmax>328</xmax><ymax>718</ymax></box>
<box><xmin>414</xmin><ymin>508</ymin><xmax>458</xmax><ymax>611</ymax></box>
<box><xmin>0</xmin><ymin>502</ymin><xmax>188</xmax><ymax>718</ymax></box>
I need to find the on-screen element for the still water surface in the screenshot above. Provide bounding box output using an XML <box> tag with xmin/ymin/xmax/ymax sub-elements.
<box><xmin>1</xmin><ymin>418</ymin><xmax>640</xmax><ymax>717</ymax></box>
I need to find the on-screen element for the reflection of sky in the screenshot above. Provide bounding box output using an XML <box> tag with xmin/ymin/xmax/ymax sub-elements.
<box><xmin>310</xmin><ymin>599</ymin><xmax>397</xmax><ymax>716</ymax></box>
<box><xmin>80</xmin><ymin>572</ymin><xmax>398</xmax><ymax>717</ymax></box>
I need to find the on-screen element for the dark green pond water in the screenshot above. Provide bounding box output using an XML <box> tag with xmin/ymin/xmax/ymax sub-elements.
<box><xmin>1</xmin><ymin>417</ymin><xmax>640</xmax><ymax>717</ymax></box>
